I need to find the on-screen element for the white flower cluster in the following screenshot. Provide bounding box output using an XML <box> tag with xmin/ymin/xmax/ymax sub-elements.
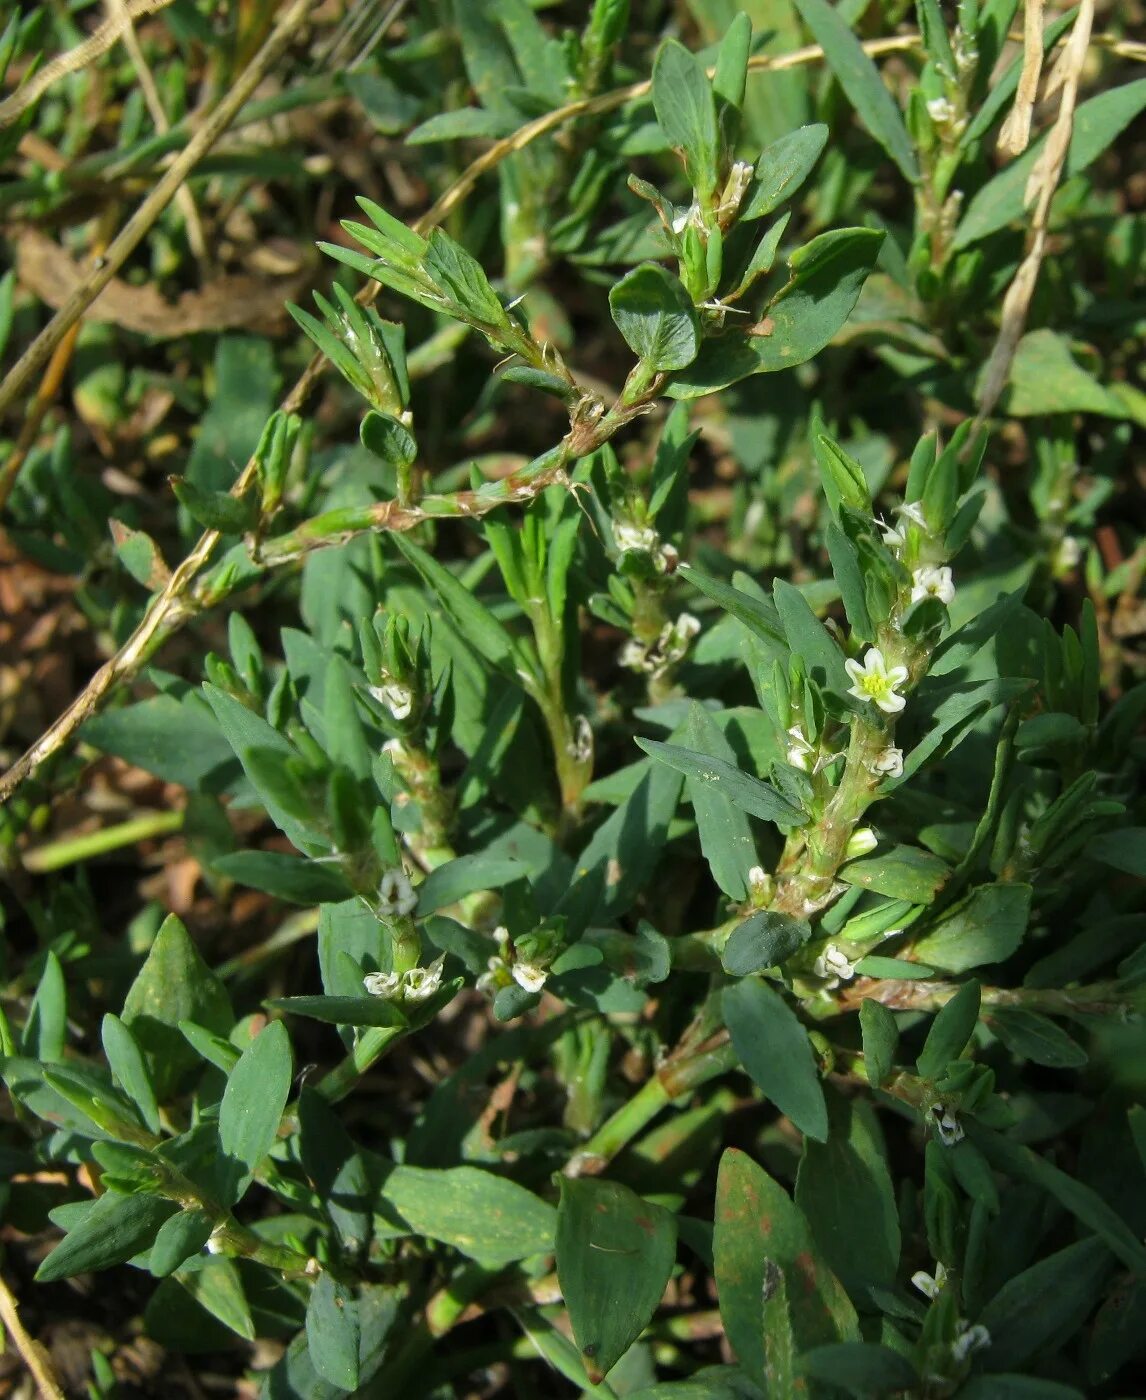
<box><xmin>363</xmin><ymin>954</ymin><xmax>444</xmax><ymax>1003</ymax></box>
<box><xmin>613</xmin><ymin>520</ymin><xmax>679</xmax><ymax>574</ymax></box>
<box><xmin>476</xmin><ymin>927</ymin><xmax>548</xmax><ymax>997</ymax></box>
<box><xmin>619</xmin><ymin>613</ymin><xmax>700</xmax><ymax>679</ymax></box>
<box><xmin>377</xmin><ymin>867</ymin><xmax>417</xmax><ymax>918</ymax></box>
<box><xmin>911</xmin><ymin>565</ymin><xmax>955</xmax><ymax>606</ymax></box>
<box><xmin>928</xmin><ymin>1100</ymin><xmax>964</xmax><ymax>1146</ymax></box>
<box><xmin>911</xmin><ymin>1267</ymin><xmax>991</xmax><ymax>1367</ymax></box>
<box><xmin>369</xmin><ymin>674</ymin><xmax>414</xmax><ymax>722</ymax></box>
<box><xmin>813</xmin><ymin>943</ymin><xmax>855</xmax><ymax>988</ymax></box>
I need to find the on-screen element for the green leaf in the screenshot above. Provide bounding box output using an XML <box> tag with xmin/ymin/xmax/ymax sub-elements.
<box><xmin>36</xmin><ymin>1191</ymin><xmax>177</xmax><ymax>1282</ymax></box>
<box><xmin>269</xmin><ymin>995</ymin><xmax>408</xmax><ymax>1029</ymax></box>
<box><xmin>307</xmin><ymin>1273</ymin><xmax>361</xmax><ymax>1390</ymax></box>
<box><xmin>774</xmin><ymin>579</ymin><xmax>850</xmax><ymax>697</ymax></box>
<box><xmin>1002</xmin><ymin>329</ymin><xmax>1127</xmax><ymax>419</ymax></box>
<box><xmin>212</xmin><ymin>851</ymin><xmax>351</xmax><ymax>904</ymax></box>
<box><xmin>360</xmin><ymin>409</ymin><xmax>417</xmax><ymax>468</ymax></box>
<box><xmin>683</xmin><ymin>703</ymin><xmax>758</xmax><ymax>900</ymax></box>
<box><xmin>840</xmin><ymin>845</ymin><xmax>951</xmax><ymax>904</ymax></box>
<box><xmin>679</xmin><ymin>566</ymin><xmax>786</xmax><ymax>646</ymax></box>
<box><xmin>174</xmin><ymin>1256</ymin><xmax>255</xmax><ymax>1342</ymax></box>
<box><xmin>390</xmin><ymin>533</ymin><xmax>518</xmax><ymax>677</ymax></box>
<box><xmin>722</xmin><ymin>911</ymin><xmax>811</xmax><ymax>974</ymax></box>
<box><xmin>24</xmin><ymin>951</ymin><xmax>66</xmax><ymax>1062</ymax></box>
<box><xmin>170</xmin><ymin>477</ymin><xmax>257</xmax><ymax>534</ymax></box>
<box><xmin>202</xmin><ymin>684</ymin><xmax>316</xmax><ymax>851</ymax></box>
<box><xmin>957</xmin><ymin>1379</ymin><xmax>1085</xmax><ymax>1400</ymax></box>
<box><xmin>150</xmin><ymin>1208</ymin><xmax>214</xmax><ymax>1278</ymax></box>
<box><xmin>556</xmin><ymin>1178</ymin><xmax>677</xmax><ymax>1382</ymax></box>
<box><xmin>423</xmin><ymin>227</ymin><xmax>515</xmax><ymax>333</ymax></box>
<box><xmin>917</xmin><ymin>979</ymin><xmax>980</xmax><ymax>1078</ymax></box>
<box><xmin>651</xmin><ymin>39</ymin><xmax>719</xmax><ymax>196</ymax></box>
<box><xmin>1088</xmin><ymin>827</ymin><xmax>1146</xmax><ymax>877</ymax></box>
<box><xmin>714</xmin><ymin>1147</ymin><xmax>857</xmax><ymax>1391</ymax></box>
<box><xmin>218</xmin><ymin>1020</ymin><xmax>292</xmax><ymax>1205</ymax></box>
<box><xmin>82</xmin><ymin>694</ymin><xmax>240</xmax><ymax>791</ymax></box>
<box><xmin>971</xmin><ymin>1127</ymin><xmax>1146</xmax><ymax>1275</ymax></box>
<box><xmin>859</xmin><ymin>1000</ymin><xmax>898</xmax><ymax>1088</ymax></box>
<box><xmin>813</xmin><ymin>431</ymin><xmax>872</xmax><ymax>517</ymax></box>
<box><xmin>912</xmin><ymin>884</ymin><xmax>1031</xmax><ymax>973</ymax></box>
<box><xmin>955</xmin><ymin>78</ymin><xmax>1146</xmax><ymax>248</ymax></box>
<box><xmin>799</xmin><ymin>1343</ymin><xmax>919</xmax><ymax>1395</ymax></box>
<box><xmin>989</xmin><ymin>1009</ymin><xmax>1087</xmax><ymax>1069</ymax></box>
<box><xmin>111</xmin><ymin>520</ymin><xmax>169</xmax><ymax>590</ymax></box>
<box><xmin>792</xmin><ymin>0</ymin><xmax>918</xmax><ymax>181</ymax></box>
<box><xmin>825</xmin><ymin>523</ymin><xmax>873</xmax><ymax>641</ymax></box>
<box><xmin>380</xmin><ymin>1164</ymin><xmax>556</xmax><ymax>1266</ymax></box>
<box><xmin>609</xmin><ymin>264</ymin><xmax>701</xmax><ymax>372</ymax></box>
<box><xmin>667</xmin><ymin>229</ymin><xmax>884</xmax><ymax>397</ymax></box>
<box><xmin>637</xmin><ymin>738</ymin><xmax>805</xmax><ymax>826</ymax></box>
<box><xmin>415</xmin><ymin>853</ymin><xmax>528</xmax><ymax>915</ymax></box>
<box><xmin>407</xmin><ymin>107</ymin><xmax>516</xmax><ymax>144</ymax></box>
<box><xmin>723</xmin><ymin>979</ymin><xmax>828</xmax><ymax>1141</ymax></box>
<box><xmin>977</xmin><ymin>1237</ymin><xmax>1114</xmax><ymax>1371</ymax></box>
<box><xmin>101</xmin><ymin>1014</ymin><xmax>161</xmax><ymax>1135</ymax></box>
<box><xmin>741</xmin><ymin>124</ymin><xmax>829</xmax><ymax>220</ymax></box>
<box><xmin>122</xmin><ymin>915</ymin><xmax>232</xmax><ymax>1100</ymax></box>
<box><xmin>796</xmin><ymin>1095</ymin><xmax>900</xmax><ymax>1296</ymax></box>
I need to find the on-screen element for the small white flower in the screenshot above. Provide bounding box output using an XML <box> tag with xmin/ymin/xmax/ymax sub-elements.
<box><xmin>655</xmin><ymin>541</ymin><xmax>680</xmax><ymax>574</ymax></box>
<box><xmin>952</xmin><ymin>1322</ymin><xmax>991</xmax><ymax>1364</ymax></box>
<box><xmin>786</xmin><ymin>725</ymin><xmax>815</xmax><ymax>771</ymax></box>
<box><xmin>511</xmin><ymin>962</ymin><xmax>548</xmax><ymax>994</ymax></box>
<box><xmin>929</xmin><ymin>1101</ymin><xmax>965</xmax><ymax>1146</ymax></box>
<box><xmin>845</xmin><ymin>647</ymin><xmax>909</xmax><ymax>714</ymax></box>
<box><xmin>567</xmin><ymin>714</ymin><xmax>593</xmax><ymax>764</ymax></box>
<box><xmin>671</xmin><ymin>201</ymin><xmax>702</xmax><ymax>234</ymax></box>
<box><xmin>619</xmin><ymin>638</ymin><xmax>648</xmax><ymax>671</ymax></box>
<box><xmin>895</xmin><ymin>500</ymin><xmax>929</xmax><ymax>531</ymax></box>
<box><xmin>877</xmin><ymin>516</ymin><xmax>906</xmax><ymax>553</ymax></box>
<box><xmin>402</xmin><ymin>956</ymin><xmax>445</xmax><ymax>1002</ymax></box>
<box><xmin>845</xmin><ymin>827</ymin><xmax>878</xmax><ymax>859</ymax></box>
<box><xmin>205</xmin><ymin>1226</ymin><xmax>227</xmax><ymax>1256</ymax></box>
<box><xmin>378</xmin><ymin>867</ymin><xmax>417</xmax><ymax>918</ymax></box>
<box><xmin>1054</xmin><ymin>535</ymin><xmax>1082</xmax><ymax>572</ymax></box>
<box><xmin>927</xmin><ymin>96</ymin><xmax>956</xmax><ymax>125</ymax></box>
<box><xmin>672</xmin><ymin>613</ymin><xmax>701</xmax><ymax>644</ymax></box>
<box><xmin>363</xmin><ymin>970</ymin><xmax>401</xmax><ymax>999</ymax></box>
<box><xmin>614</xmin><ymin>521</ymin><xmax>659</xmax><ymax>555</ymax></box>
<box><xmin>868</xmin><ymin>746</ymin><xmax>904</xmax><ymax>779</ymax></box>
<box><xmin>747</xmin><ymin>865</ymin><xmax>769</xmax><ymax>896</ymax></box>
<box><xmin>911</xmin><ymin>565</ymin><xmax>955</xmax><ymax>606</ymax></box>
<box><xmin>813</xmin><ymin>943</ymin><xmax>855</xmax><ymax>987</ymax></box>
<box><xmin>911</xmin><ymin>1262</ymin><xmax>948</xmax><ymax>1300</ymax></box>
<box><xmin>370</xmin><ymin>677</ymin><xmax>414</xmax><ymax>721</ymax></box>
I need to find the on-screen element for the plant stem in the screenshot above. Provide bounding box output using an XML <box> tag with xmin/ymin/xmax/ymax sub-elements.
<box><xmin>21</xmin><ymin>810</ymin><xmax>183</xmax><ymax>873</ymax></box>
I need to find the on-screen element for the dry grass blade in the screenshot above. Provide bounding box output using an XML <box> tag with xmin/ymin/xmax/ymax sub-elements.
<box><xmin>0</xmin><ymin>1271</ymin><xmax>66</xmax><ymax>1400</ymax></box>
<box><xmin>0</xmin><ymin>0</ymin><xmax>176</xmax><ymax>129</ymax></box>
<box><xmin>998</xmin><ymin>0</ymin><xmax>1047</xmax><ymax>157</ymax></box>
<box><xmin>976</xmin><ymin>0</ymin><xmax>1096</xmax><ymax>419</ymax></box>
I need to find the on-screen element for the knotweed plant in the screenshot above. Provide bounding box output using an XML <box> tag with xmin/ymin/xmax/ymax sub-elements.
<box><xmin>0</xmin><ymin>3</ymin><xmax>1144</xmax><ymax>1399</ymax></box>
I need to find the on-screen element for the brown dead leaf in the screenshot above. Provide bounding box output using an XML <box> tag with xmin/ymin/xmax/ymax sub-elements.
<box><xmin>16</xmin><ymin>228</ymin><xmax>310</xmax><ymax>337</ymax></box>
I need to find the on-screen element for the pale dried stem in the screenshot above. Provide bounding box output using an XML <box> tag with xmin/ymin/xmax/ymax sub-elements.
<box><xmin>998</xmin><ymin>0</ymin><xmax>1046</xmax><ymax>157</ymax></box>
<box><xmin>976</xmin><ymin>0</ymin><xmax>1095</xmax><ymax>419</ymax></box>
<box><xmin>104</xmin><ymin>0</ymin><xmax>209</xmax><ymax>267</ymax></box>
<box><xmin>0</xmin><ymin>0</ymin><xmax>176</xmax><ymax>128</ymax></box>
<box><xmin>0</xmin><ymin>0</ymin><xmax>317</xmax><ymax>422</ymax></box>
<box><xmin>0</xmin><ymin>1271</ymin><xmax>66</xmax><ymax>1400</ymax></box>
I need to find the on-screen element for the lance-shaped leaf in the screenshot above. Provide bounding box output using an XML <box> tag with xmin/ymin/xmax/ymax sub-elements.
<box><xmin>723</xmin><ymin>979</ymin><xmax>828</xmax><ymax>1141</ymax></box>
<box><xmin>636</xmin><ymin>738</ymin><xmax>805</xmax><ymax>827</ymax></box>
<box><xmin>714</xmin><ymin>1148</ymin><xmax>858</xmax><ymax>1391</ymax></box>
<box><xmin>556</xmin><ymin>1178</ymin><xmax>677</xmax><ymax>1382</ymax></box>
